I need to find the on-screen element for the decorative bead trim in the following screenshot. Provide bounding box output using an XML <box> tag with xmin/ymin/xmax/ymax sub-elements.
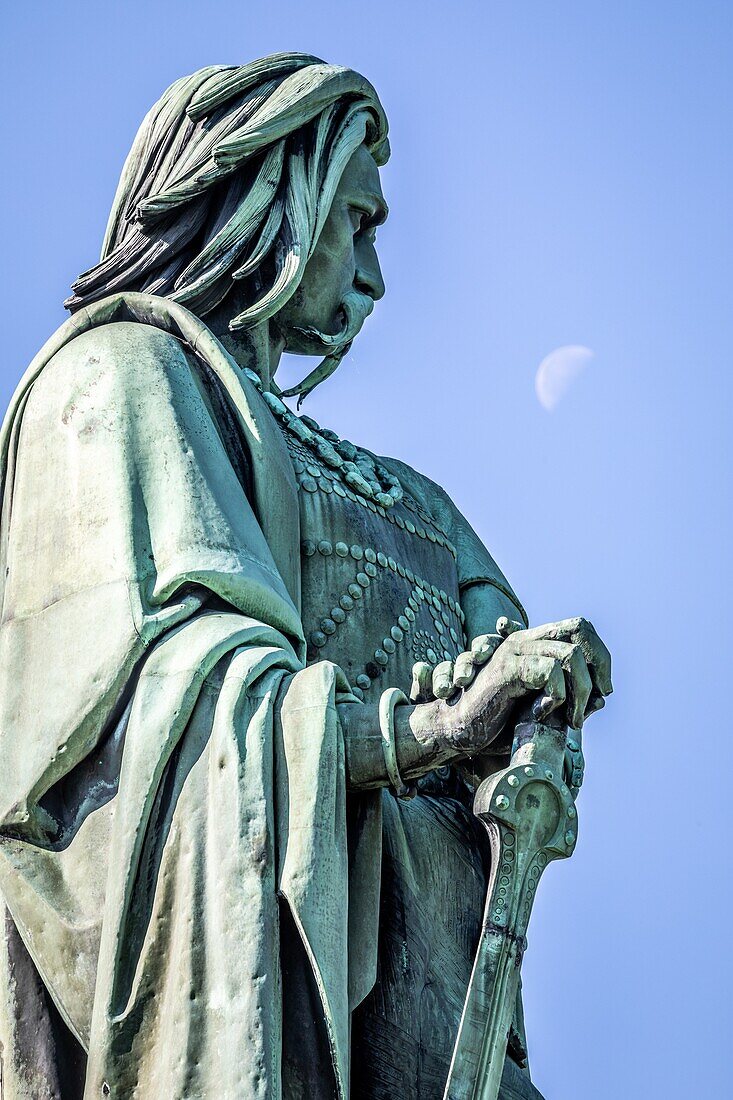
<box><xmin>412</xmin><ymin>628</ymin><xmax>451</xmax><ymax>667</ymax></box>
<box><xmin>291</xmin><ymin>441</ymin><xmax>458</xmax><ymax>560</ymax></box>
<box><xmin>245</xmin><ymin>365</ymin><xmax>404</xmax><ymax>508</ymax></box>
<box><xmin>303</xmin><ymin>537</ymin><xmax>467</xmax><ymax>693</ymax></box>
<box><xmin>302</xmin><ymin>538</ymin><xmax>464</xmax><ymax>619</ymax></box>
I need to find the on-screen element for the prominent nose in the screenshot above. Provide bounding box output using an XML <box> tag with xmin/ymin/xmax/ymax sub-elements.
<box><xmin>355</xmin><ymin>245</ymin><xmax>386</xmax><ymax>302</ymax></box>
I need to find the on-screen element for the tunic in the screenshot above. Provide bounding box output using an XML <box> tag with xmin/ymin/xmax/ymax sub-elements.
<box><xmin>281</xmin><ymin>427</ymin><xmax>543</xmax><ymax>1099</ymax></box>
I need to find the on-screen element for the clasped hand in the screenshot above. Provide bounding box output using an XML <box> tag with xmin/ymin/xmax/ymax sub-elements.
<box><xmin>411</xmin><ymin>616</ymin><xmax>612</xmax><ymax>760</ymax></box>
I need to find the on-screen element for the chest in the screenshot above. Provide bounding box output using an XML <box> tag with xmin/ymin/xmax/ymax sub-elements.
<box><xmin>284</xmin><ymin>432</ymin><xmax>467</xmax><ymax>701</ymax></box>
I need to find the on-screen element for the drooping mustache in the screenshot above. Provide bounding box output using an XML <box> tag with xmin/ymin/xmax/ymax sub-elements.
<box><xmin>293</xmin><ymin>289</ymin><xmax>375</xmax><ymax>349</ymax></box>
<box><xmin>280</xmin><ymin>291</ymin><xmax>376</xmax><ymax>406</ymax></box>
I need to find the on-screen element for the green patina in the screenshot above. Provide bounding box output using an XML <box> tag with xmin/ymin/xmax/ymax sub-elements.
<box><xmin>0</xmin><ymin>54</ymin><xmax>611</xmax><ymax>1100</ymax></box>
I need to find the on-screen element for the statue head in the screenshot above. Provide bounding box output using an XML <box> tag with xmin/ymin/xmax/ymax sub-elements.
<box><xmin>66</xmin><ymin>54</ymin><xmax>390</xmax><ymax>398</ymax></box>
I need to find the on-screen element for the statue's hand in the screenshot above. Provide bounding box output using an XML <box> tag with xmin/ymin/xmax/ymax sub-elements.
<box><xmin>413</xmin><ymin>616</ymin><xmax>612</xmax><ymax>757</ymax></box>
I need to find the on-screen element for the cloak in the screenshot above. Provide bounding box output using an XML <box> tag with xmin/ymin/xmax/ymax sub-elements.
<box><xmin>0</xmin><ymin>294</ymin><xmax>381</xmax><ymax>1099</ymax></box>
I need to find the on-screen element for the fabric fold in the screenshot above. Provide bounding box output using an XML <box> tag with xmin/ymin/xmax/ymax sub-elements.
<box><xmin>0</xmin><ymin>294</ymin><xmax>378</xmax><ymax>1099</ymax></box>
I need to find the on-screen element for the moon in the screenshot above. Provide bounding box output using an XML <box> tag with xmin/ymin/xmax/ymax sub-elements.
<box><xmin>535</xmin><ymin>345</ymin><xmax>594</xmax><ymax>411</ymax></box>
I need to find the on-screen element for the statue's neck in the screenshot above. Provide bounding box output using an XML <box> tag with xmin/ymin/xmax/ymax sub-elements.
<box><xmin>213</xmin><ymin>321</ymin><xmax>285</xmax><ymax>392</ymax></box>
<box><xmin>203</xmin><ymin>294</ymin><xmax>285</xmax><ymax>392</ymax></box>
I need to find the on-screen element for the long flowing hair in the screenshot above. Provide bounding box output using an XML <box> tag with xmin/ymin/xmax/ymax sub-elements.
<box><xmin>66</xmin><ymin>54</ymin><xmax>389</xmax><ymax>333</ymax></box>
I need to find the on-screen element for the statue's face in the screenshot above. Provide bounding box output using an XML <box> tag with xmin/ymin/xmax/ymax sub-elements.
<box><xmin>273</xmin><ymin>143</ymin><xmax>387</xmax><ymax>354</ymax></box>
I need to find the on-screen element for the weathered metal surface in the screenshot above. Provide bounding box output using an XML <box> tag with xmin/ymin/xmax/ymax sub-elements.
<box><xmin>445</xmin><ymin>719</ymin><xmax>578</xmax><ymax>1100</ymax></box>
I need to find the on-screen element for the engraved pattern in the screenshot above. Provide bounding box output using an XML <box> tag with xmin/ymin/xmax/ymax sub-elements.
<box><xmin>519</xmin><ymin>850</ymin><xmax>549</xmax><ymax>934</ymax></box>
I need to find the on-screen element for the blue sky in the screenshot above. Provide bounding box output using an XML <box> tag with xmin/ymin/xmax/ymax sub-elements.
<box><xmin>2</xmin><ymin>3</ymin><xmax>731</xmax><ymax>1096</ymax></box>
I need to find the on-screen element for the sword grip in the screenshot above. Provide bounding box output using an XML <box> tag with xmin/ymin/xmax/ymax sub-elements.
<box><xmin>443</xmin><ymin>719</ymin><xmax>577</xmax><ymax>1100</ymax></box>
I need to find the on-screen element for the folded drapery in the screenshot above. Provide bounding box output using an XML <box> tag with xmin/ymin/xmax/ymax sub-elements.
<box><xmin>0</xmin><ymin>295</ymin><xmax>381</xmax><ymax>1098</ymax></box>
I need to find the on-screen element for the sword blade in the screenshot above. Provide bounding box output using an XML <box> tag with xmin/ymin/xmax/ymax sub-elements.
<box><xmin>444</xmin><ymin>721</ymin><xmax>577</xmax><ymax>1100</ymax></box>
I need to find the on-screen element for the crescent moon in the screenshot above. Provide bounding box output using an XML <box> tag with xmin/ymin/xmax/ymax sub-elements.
<box><xmin>535</xmin><ymin>345</ymin><xmax>594</xmax><ymax>411</ymax></box>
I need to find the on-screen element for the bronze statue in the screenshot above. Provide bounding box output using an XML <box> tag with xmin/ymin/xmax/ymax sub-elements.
<box><xmin>0</xmin><ymin>54</ymin><xmax>611</xmax><ymax>1099</ymax></box>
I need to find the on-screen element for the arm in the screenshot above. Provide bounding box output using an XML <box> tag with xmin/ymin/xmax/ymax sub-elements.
<box><xmin>340</xmin><ymin>696</ymin><xmax>456</xmax><ymax>789</ymax></box>
<box><xmin>339</xmin><ymin>612</ymin><xmax>612</xmax><ymax>792</ymax></box>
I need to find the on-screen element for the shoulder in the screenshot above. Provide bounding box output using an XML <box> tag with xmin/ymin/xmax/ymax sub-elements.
<box><xmin>43</xmin><ymin>319</ymin><xmax>192</xmax><ymax>394</ymax></box>
<box><xmin>374</xmin><ymin>451</ymin><xmax>469</xmax><ymax>540</ymax></box>
<box><xmin>377</xmin><ymin>453</ymin><xmax>460</xmax><ymax>526</ymax></box>
<box><xmin>378</xmin><ymin>450</ymin><xmax>527</xmax><ymax>623</ymax></box>
<box><xmin>25</xmin><ymin>320</ymin><xmax>200</xmax><ymax>430</ymax></box>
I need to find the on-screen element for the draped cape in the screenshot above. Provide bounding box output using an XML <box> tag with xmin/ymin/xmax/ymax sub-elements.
<box><xmin>0</xmin><ymin>294</ymin><xmax>381</xmax><ymax>1099</ymax></box>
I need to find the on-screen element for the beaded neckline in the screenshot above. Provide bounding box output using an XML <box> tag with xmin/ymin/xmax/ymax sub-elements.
<box><xmin>243</xmin><ymin>366</ymin><xmax>404</xmax><ymax>509</ymax></box>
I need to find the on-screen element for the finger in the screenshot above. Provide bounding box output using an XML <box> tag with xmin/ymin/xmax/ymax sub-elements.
<box><xmin>470</xmin><ymin>634</ymin><xmax>503</xmax><ymax>666</ymax></box>
<box><xmin>520</xmin><ymin>639</ymin><xmax>575</xmax><ymax>663</ymax></box>
<box><xmin>522</xmin><ymin>618</ymin><xmax>613</xmax><ymax>697</ymax></box>
<box><xmin>585</xmin><ymin>692</ymin><xmax>605</xmax><ymax>716</ymax></box>
<box><xmin>512</xmin><ymin>654</ymin><xmax>566</xmax><ymax>717</ymax></box>
<box><xmin>564</xmin><ymin>647</ymin><xmax>593</xmax><ymax>729</ymax></box>
<box><xmin>521</xmin><ymin>638</ymin><xmax>603</xmax><ymax>721</ymax></box>
<box><xmin>513</xmin><ymin>639</ymin><xmax>577</xmax><ymax>719</ymax></box>
<box><xmin>410</xmin><ymin>661</ymin><xmax>434</xmax><ymax>703</ymax></box>
<box><xmin>534</xmin><ymin>660</ymin><xmax>567</xmax><ymax>719</ymax></box>
<box><xmin>586</xmin><ymin>627</ymin><xmax>612</xmax><ymax>696</ymax></box>
<box><xmin>496</xmin><ymin>616</ymin><xmax>525</xmax><ymax>639</ymax></box>
<box><xmin>520</xmin><ymin>617</ymin><xmax>588</xmax><ymax>644</ymax></box>
<box><xmin>569</xmin><ymin>619</ymin><xmax>612</xmax><ymax>698</ymax></box>
<box><xmin>453</xmin><ymin>651</ymin><xmax>476</xmax><ymax>689</ymax></box>
<box><xmin>566</xmin><ymin>732</ymin><xmax>582</xmax><ymax>753</ymax></box>
<box><xmin>432</xmin><ymin>660</ymin><xmax>455</xmax><ymax>700</ymax></box>
<box><xmin>510</xmin><ymin>638</ymin><xmax>593</xmax><ymax>727</ymax></box>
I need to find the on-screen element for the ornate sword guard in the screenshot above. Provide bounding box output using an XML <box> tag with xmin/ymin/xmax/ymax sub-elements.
<box><xmin>444</xmin><ymin>719</ymin><xmax>578</xmax><ymax>1100</ymax></box>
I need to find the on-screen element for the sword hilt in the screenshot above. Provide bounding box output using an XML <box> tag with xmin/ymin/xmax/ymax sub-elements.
<box><xmin>444</xmin><ymin>716</ymin><xmax>578</xmax><ymax>1100</ymax></box>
